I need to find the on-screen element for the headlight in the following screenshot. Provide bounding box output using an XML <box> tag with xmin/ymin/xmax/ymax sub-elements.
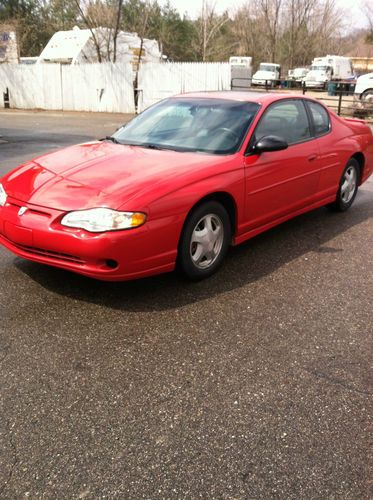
<box><xmin>0</xmin><ymin>183</ymin><xmax>7</xmax><ymax>207</ymax></box>
<box><xmin>61</xmin><ymin>208</ymin><xmax>147</xmax><ymax>232</ymax></box>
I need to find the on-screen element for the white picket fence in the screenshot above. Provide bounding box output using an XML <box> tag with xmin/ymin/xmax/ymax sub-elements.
<box><xmin>137</xmin><ymin>62</ymin><xmax>232</xmax><ymax>112</ymax></box>
<box><xmin>0</xmin><ymin>62</ymin><xmax>136</xmax><ymax>113</ymax></box>
<box><xmin>0</xmin><ymin>62</ymin><xmax>232</xmax><ymax>114</ymax></box>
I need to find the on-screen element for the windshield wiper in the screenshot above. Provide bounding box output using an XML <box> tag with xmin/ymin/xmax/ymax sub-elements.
<box><xmin>140</xmin><ymin>143</ymin><xmax>190</xmax><ymax>152</ymax></box>
<box><xmin>104</xmin><ymin>141</ymin><xmax>189</xmax><ymax>152</ymax></box>
<box><xmin>102</xmin><ymin>140</ymin><xmax>163</xmax><ymax>149</ymax></box>
<box><xmin>101</xmin><ymin>136</ymin><xmax>121</xmax><ymax>144</ymax></box>
<box><xmin>141</xmin><ymin>143</ymin><xmax>167</xmax><ymax>150</ymax></box>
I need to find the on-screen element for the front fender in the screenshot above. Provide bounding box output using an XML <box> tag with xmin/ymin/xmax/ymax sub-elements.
<box><xmin>134</xmin><ymin>166</ymin><xmax>246</xmax><ymax>260</ymax></box>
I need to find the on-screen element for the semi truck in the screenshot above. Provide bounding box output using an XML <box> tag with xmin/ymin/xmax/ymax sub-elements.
<box><xmin>304</xmin><ymin>55</ymin><xmax>353</xmax><ymax>89</ymax></box>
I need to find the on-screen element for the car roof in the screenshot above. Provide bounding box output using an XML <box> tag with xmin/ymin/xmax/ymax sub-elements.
<box><xmin>174</xmin><ymin>91</ymin><xmax>308</xmax><ymax>105</ymax></box>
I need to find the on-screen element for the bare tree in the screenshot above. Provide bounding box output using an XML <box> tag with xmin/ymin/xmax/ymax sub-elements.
<box><xmin>255</xmin><ymin>0</ymin><xmax>283</xmax><ymax>62</ymax></box>
<box><xmin>73</xmin><ymin>0</ymin><xmax>103</xmax><ymax>62</ymax></box>
<box><xmin>230</xmin><ymin>3</ymin><xmax>268</xmax><ymax>66</ymax></box>
<box><xmin>73</xmin><ymin>0</ymin><xmax>125</xmax><ymax>62</ymax></box>
<box><xmin>363</xmin><ymin>0</ymin><xmax>373</xmax><ymax>30</ymax></box>
<box><xmin>307</xmin><ymin>0</ymin><xmax>345</xmax><ymax>56</ymax></box>
<box><xmin>113</xmin><ymin>0</ymin><xmax>124</xmax><ymax>63</ymax></box>
<box><xmin>363</xmin><ymin>0</ymin><xmax>373</xmax><ymax>41</ymax></box>
<box><xmin>133</xmin><ymin>2</ymin><xmax>154</xmax><ymax>108</ymax></box>
<box><xmin>194</xmin><ymin>1</ymin><xmax>229</xmax><ymax>61</ymax></box>
<box><xmin>282</xmin><ymin>0</ymin><xmax>314</xmax><ymax>67</ymax></box>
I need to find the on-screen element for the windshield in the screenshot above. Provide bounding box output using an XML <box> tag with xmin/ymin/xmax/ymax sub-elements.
<box><xmin>311</xmin><ymin>65</ymin><xmax>330</xmax><ymax>71</ymax></box>
<box><xmin>113</xmin><ymin>98</ymin><xmax>260</xmax><ymax>154</ymax></box>
<box><xmin>259</xmin><ymin>64</ymin><xmax>278</xmax><ymax>72</ymax></box>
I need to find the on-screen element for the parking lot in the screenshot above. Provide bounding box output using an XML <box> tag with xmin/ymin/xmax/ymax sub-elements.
<box><xmin>0</xmin><ymin>109</ymin><xmax>372</xmax><ymax>498</ymax></box>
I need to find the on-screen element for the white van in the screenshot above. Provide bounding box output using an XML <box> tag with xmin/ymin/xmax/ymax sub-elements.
<box><xmin>252</xmin><ymin>63</ymin><xmax>281</xmax><ymax>86</ymax></box>
<box><xmin>304</xmin><ymin>55</ymin><xmax>353</xmax><ymax>89</ymax></box>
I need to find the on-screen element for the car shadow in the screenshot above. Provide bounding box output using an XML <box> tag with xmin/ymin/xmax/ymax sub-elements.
<box><xmin>15</xmin><ymin>189</ymin><xmax>373</xmax><ymax>312</ymax></box>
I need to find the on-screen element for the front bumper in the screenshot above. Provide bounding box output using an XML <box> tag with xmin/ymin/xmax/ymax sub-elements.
<box><xmin>0</xmin><ymin>197</ymin><xmax>177</xmax><ymax>281</ymax></box>
<box><xmin>252</xmin><ymin>79</ymin><xmax>272</xmax><ymax>86</ymax></box>
<box><xmin>305</xmin><ymin>81</ymin><xmax>325</xmax><ymax>88</ymax></box>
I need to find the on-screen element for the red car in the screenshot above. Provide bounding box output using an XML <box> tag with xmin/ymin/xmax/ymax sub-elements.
<box><xmin>0</xmin><ymin>92</ymin><xmax>372</xmax><ymax>281</ymax></box>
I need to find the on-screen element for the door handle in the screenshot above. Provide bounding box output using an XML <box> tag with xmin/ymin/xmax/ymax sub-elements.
<box><xmin>308</xmin><ymin>154</ymin><xmax>318</xmax><ymax>161</ymax></box>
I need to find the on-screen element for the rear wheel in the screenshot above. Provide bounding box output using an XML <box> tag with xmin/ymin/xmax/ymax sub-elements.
<box><xmin>329</xmin><ymin>158</ymin><xmax>360</xmax><ymax>212</ymax></box>
<box><xmin>178</xmin><ymin>201</ymin><xmax>231</xmax><ymax>280</ymax></box>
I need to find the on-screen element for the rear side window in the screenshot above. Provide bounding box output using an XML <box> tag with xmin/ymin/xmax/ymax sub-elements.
<box><xmin>253</xmin><ymin>100</ymin><xmax>311</xmax><ymax>145</ymax></box>
<box><xmin>307</xmin><ymin>101</ymin><xmax>330</xmax><ymax>136</ymax></box>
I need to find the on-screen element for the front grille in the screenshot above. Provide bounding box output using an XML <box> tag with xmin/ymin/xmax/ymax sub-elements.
<box><xmin>5</xmin><ymin>238</ymin><xmax>85</xmax><ymax>265</ymax></box>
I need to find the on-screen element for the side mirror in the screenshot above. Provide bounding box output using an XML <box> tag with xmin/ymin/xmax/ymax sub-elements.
<box><xmin>252</xmin><ymin>135</ymin><xmax>288</xmax><ymax>153</ymax></box>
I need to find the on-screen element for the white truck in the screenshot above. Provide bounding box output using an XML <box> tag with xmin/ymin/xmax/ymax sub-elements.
<box><xmin>288</xmin><ymin>67</ymin><xmax>309</xmax><ymax>82</ymax></box>
<box><xmin>252</xmin><ymin>63</ymin><xmax>281</xmax><ymax>87</ymax></box>
<box><xmin>354</xmin><ymin>73</ymin><xmax>373</xmax><ymax>102</ymax></box>
<box><xmin>304</xmin><ymin>55</ymin><xmax>353</xmax><ymax>89</ymax></box>
<box><xmin>353</xmin><ymin>73</ymin><xmax>373</xmax><ymax>116</ymax></box>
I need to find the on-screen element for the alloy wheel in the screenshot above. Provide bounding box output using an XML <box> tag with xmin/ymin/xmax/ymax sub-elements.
<box><xmin>340</xmin><ymin>166</ymin><xmax>357</xmax><ymax>204</ymax></box>
<box><xmin>190</xmin><ymin>214</ymin><xmax>224</xmax><ymax>269</ymax></box>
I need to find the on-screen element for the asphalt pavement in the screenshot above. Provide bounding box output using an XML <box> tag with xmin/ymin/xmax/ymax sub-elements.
<box><xmin>0</xmin><ymin>110</ymin><xmax>372</xmax><ymax>499</ymax></box>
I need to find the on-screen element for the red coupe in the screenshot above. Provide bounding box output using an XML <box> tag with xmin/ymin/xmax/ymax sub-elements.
<box><xmin>0</xmin><ymin>92</ymin><xmax>372</xmax><ymax>281</ymax></box>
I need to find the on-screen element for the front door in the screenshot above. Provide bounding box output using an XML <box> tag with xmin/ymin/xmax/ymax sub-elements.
<box><xmin>243</xmin><ymin>99</ymin><xmax>322</xmax><ymax>231</ymax></box>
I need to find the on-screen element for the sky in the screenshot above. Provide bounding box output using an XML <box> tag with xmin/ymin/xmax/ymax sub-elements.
<box><xmin>158</xmin><ymin>0</ymin><xmax>369</xmax><ymax>30</ymax></box>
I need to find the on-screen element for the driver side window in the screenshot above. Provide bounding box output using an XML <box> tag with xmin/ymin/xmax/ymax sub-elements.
<box><xmin>254</xmin><ymin>100</ymin><xmax>311</xmax><ymax>145</ymax></box>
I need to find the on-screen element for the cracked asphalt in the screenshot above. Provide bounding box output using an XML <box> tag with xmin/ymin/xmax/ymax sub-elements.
<box><xmin>0</xmin><ymin>110</ymin><xmax>372</xmax><ymax>499</ymax></box>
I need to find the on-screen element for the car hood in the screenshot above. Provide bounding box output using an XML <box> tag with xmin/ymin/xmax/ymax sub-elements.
<box><xmin>253</xmin><ymin>71</ymin><xmax>275</xmax><ymax>79</ymax></box>
<box><xmin>2</xmin><ymin>141</ymin><xmax>230</xmax><ymax>211</ymax></box>
<box><xmin>355</xmin><ymin>73</ymin><xmax>373</xmax><ymax>94</ymax></box>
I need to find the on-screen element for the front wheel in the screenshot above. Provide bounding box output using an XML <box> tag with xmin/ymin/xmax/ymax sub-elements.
<box><xmin>178</xmin><ymin>201</ymin><xmax>231</xmax><ymax>280</ymax></box>
<box><xmin>329</xmin><ymin>158</ymin><xmax>360</xmax><ymax>212</ymax></box>
<box><xmin>361</xmin><ymin>89</ymin><xmax>373</xmax><ymax>104</ymax></box>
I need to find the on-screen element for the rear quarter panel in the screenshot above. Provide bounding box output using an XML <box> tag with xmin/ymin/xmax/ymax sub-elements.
<box><xmin>316</xmin><ymin>113</ymin><xmax>373</xmax><ymax>198</ymax></box>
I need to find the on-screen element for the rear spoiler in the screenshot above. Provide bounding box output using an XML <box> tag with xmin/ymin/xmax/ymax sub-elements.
<box><xmin>343</xmin><ymin>117</ymin><xmax>366</xmax><ymax>125</ymax></box>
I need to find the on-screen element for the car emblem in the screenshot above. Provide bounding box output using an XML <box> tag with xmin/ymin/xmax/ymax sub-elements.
<box><xmin>18</xmin><ymin>207</ymin><xmax>28</xmax><ymax>216</ymax></box>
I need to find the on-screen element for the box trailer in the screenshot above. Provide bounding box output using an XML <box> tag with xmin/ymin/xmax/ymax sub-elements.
<box><xmin>304</xmin><ymin>55</ymin><xmax>353</xmax><ymax>89</ymax></box>
<box><xmin>229</xmin><ymin>56</ymin><xmax>253</xmax><ymax>89</ymax></box>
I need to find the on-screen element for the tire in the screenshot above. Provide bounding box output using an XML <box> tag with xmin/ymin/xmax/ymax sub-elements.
<box><xmin>361</xmin><ymin>89</ymin><xmax>373</xmax><ymax>104</ymax></box>
<box><xmin>329</xmin><ymin>158</ymin><xmax>360</xmax><ymax>212</ymax></box>
<box><xmin>178</xmin><ymin>201</ymin><xmax>232</xmax><ymax>280</ymax></box>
